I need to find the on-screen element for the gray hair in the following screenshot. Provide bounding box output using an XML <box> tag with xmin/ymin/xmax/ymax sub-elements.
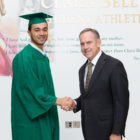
<box><xmin>79</xmin><ymin>28</ymin><xmax>100</xmax><ymax>39</ymax></box>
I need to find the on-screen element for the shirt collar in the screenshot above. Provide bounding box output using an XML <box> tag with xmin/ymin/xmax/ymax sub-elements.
<box><xmin>30</xmin><ymin>42</ymin><xmax>46</xmax><ymax>56</ymax></box>
<box><xmin>88</xmin><ymin>50</ymin><xmax>102</xmax><ymax>66</ymax></box>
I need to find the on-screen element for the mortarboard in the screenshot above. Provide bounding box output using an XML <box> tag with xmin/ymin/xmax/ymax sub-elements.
<box><xmin>19</xmin><ymin>12</ymin><xmax>53</xmax><ymax>27</ymax></box>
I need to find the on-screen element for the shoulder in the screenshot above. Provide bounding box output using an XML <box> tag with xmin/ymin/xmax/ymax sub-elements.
<box><xmin>13</xmin><ymin>44</ymin><xmax>33</xmax><ymax>63</ymax></box>
<box><xmin>103</xmin><ymin>52</ymin><xmax>124</xmax><ymax>67</ymax></box>
<box><xmin>102</xmin><ymin>52</ymin><xmax>126</xmax><ymax>75</ymax></box>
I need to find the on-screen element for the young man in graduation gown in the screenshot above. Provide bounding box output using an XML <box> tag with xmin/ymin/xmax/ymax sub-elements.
<box><xmin>11</xmin><ymin>12</ymin><xmax>75</xmax><ymax>140</ymax></box>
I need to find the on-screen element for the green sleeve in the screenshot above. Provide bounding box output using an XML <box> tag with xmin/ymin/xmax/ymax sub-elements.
<box><xmin>12</xmin><ymin>56</ymin><xmax>57</xmax><ymax>120</ymax></box>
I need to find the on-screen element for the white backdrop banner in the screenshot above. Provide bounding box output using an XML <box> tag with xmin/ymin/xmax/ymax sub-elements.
<box><xmin>0</xmin><ymin>0</ymin><xmax>140</xmax><ymax>139</ymax></box>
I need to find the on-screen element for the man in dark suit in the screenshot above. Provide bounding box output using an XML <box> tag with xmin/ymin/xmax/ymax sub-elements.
<box><xmin>63</xmin><ymin>28</ymin><xmax>129</xmax><ymax>140</ymax></box>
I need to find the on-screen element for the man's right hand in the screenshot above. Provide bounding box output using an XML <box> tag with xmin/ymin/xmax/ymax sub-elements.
<box><xmin>55</xmin><ymin>97</ymin><xmax>76</xmax><ymax>110</ymax></box>
<box><xmin>61</xmin><ymin>97</ymin><xmax>76</xmax><ymax>111</ymax></box>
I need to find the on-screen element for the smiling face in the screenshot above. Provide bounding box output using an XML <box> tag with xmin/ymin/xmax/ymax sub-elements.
<box><xmin>28</xmin><ymin>22</ymin><xmax>48</xmax><ymax>50</ymax></box>
<box><xmin>80</xmin><ymin>31</ymin><xmax>101</xmax><ymax>61</ymax></box>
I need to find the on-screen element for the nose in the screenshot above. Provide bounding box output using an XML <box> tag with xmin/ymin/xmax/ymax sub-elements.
<box><xmin>39</xmin><ymin>30</ymin><xmax>45</xmax><ymax>35</ymax></box>
<box><xmin>84</xmin><ymin>44</ymin><xmax>88</xmax><ymax>50</ymax></box>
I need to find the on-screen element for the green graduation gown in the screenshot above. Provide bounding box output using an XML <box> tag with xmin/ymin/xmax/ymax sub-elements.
<box><xmin>11</xmin><ymin>44</ymin><xmax>59</xmax><ymax>140</ymax></box>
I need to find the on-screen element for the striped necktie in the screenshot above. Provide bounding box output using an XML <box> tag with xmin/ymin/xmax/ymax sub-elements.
<box><xmin>85</xmin><ymin>62</ymin><xmax>93</xmax><ymax>92</ymax></box>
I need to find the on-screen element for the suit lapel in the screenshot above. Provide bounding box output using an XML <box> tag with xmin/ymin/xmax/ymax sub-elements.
<box><xmin>87</xmin><ymin>52</ymin><xmax>107</xmax><ymax>93</ymax></box>
<box><xmin>79</xmin><ymin>61</ymin><xmax>88</xmax><ymax>94</ymax></box>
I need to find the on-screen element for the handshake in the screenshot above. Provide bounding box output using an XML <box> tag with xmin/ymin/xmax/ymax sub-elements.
<box><xmin>55</xmin><ymin>97</ymin><xmax>76</xmax><ymax>111</ymax></box>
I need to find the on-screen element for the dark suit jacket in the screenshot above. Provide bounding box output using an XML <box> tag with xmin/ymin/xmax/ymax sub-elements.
<box><xmin>74</xmin><ymin>52</ymin><xmax>129</xmax><ymax>140</ymax></box>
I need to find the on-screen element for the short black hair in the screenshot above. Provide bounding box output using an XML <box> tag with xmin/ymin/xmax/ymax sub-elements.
<box><xmin>28</xmin><ymin>25</ymin><xmax>32</xmax><ymax>31</ymax></box>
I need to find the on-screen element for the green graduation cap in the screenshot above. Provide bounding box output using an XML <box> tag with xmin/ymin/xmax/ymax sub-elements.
<box><xmin>20</xmin><ymin>12</ymin><xmax>53</xmax><ymax>27</ymax></box>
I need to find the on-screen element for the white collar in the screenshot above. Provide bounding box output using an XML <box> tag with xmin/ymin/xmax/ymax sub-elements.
<box><xmin>89</xmin><ymin>50</ymin><xmax>102</xmax><ymax>66</ymax></box>
<box><xmin>30</xmin><ymin>42</ymin><xmax>46</xmax><ymax>56</ymax></box>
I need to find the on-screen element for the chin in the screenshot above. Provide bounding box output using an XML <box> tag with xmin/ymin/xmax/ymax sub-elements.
<box><xmin>86</xmin><ymin>56</ymin><xmax>93</xmax><ymax>61</ymax></box>
<box><xmin>86</xmin><ymin>55</ymin><xmax>91</xmax><ymax>59</ymax></box>
<box><xmin>38</xmin><ymin>42</ymin><xmax>45</xmax><ymax>45</ymax></box>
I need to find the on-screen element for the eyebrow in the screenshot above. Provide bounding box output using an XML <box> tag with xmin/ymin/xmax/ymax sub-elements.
<box><xmin>34</xmin><ymin>27</ymin><xmax>48</xmax><ymax>30</ymax></box>
<box><xmin>81</xmin><ymin>41</ymin><xmax>92</xmax><ymax>44</ymax></box>
<box><xmin>34</xmin><ymin>27</ymin><xmax>40</xmax><ymax>30</ymax></box>
<box><xmin>86</xmin><ymin>41</ymin><xmax>92</xmax><ymax>43</ymax></box>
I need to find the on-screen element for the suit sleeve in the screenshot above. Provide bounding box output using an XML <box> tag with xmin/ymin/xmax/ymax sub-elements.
<box><xmin>110</xmin><ymin>61</ymin><xmax>129</xmax><ymax>136</ymax></box>
<box><xmin>12</xmin><ymin>56</ymin><xmax>57</xmax><ymax>120</ymax></box>
<box><xmin>73</xmin><ymin>68</ymin><xmax>83</xmax><ymax>113</ymax></box>
<box><xmin>73</xmin><ymin>95</ymin><xmax>81</xmax><ymax>113</ymax></box>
